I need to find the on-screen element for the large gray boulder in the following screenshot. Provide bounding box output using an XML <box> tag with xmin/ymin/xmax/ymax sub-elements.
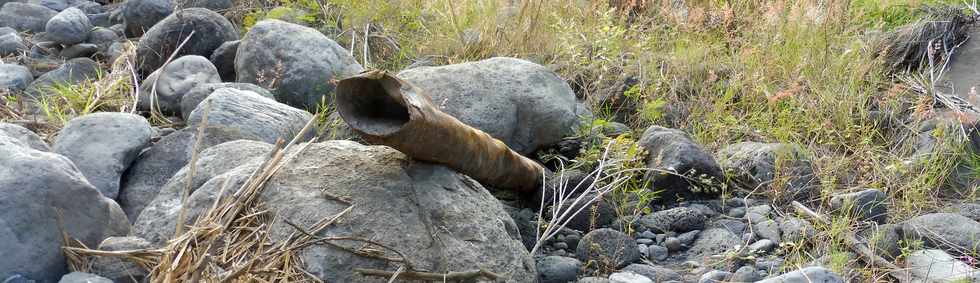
<box><xmin>940</xmin><ymin>28</ymin><xmax>980</xmax><ymax>104</ymax></box>
<box><xmin>638</xmin><ymin>126</ymin><xmax>724</xmax><ymax>202</ymax></box>
<box><xmin>134</xmin><ymin>139</ymin><xmax>273</xmax><ymax>244</ymax></box>
<box><xmin>235</xmin><ymin>19</ymin><xmax>362</xmax><ymax>110</ymax></box>
<box><xmin>118</xmin><ymin>130</ymin><xmax>195</xmax><ymax>223</ymax></box>
<box><xmin>757</xmin><ymin>266</ymin><xmax>844</xmax><ymax>283</ymax></box>
<box><xmin>53</xmin><ymin>112</ymin><xmax>152</xmax><ymax>199</ymax></box>
<box><xmin>137</xmin><ymin>55</ymin><xmax>221</xmax><ymax>114</ymax></box>
<box><xmin>717</xmin><ymin>142</ymin><xmax>818</xmax><ymax>204</ymax></box>
<box><xmin>950</xmin><ymin>203</ymin><xmax>980</xmax><ymax>223</ymax></box>
<box><xmin>0</xmin><ymin>144</ymin><xmax>130</xmax><ymax>281</ymax></box>
<box><xmin>0</xmin><ymin>122</ymin><xmax>49</xmax><ymax>151</ymax></box>
<box><xmin>0</xmin><ymin>63</ymin><xmax>33</xmax><ymax>92</ymax></box>
<box><xmin>45</xmin><ymin>7</ymin><xmax>90</xmax><ymax>45</ymax></box>
<box><xmin>398</xmin><ymin>57</ymin><xmax>581</xmax><ymax>154</ymax></box>
<box><xmin>121</xmin><ymin>0</ymin><xmax>171</xmax><ymax>37</ymax></box>
<box><xmin>179</xmin><ymin>82</ymin><xmax>272</xmax><ymax>120</ymax></box>
<box><xmin>903</xmin><ymin>213</ymin><xmax>980</xmax><ymax>253</ymax></box>
<box><xmin>121</xmin><ymin>127</ymin><xmax>270</xmax><ymax>224</ymax></box>
<box><xmin>135</xmin><ymin>8</ymin><xmax>237</xmax><ymax>76</ymax></box>
<box><xmin>186</xmin><ymin>88</ymin><xmax>313</xmax><ymax>145</ymax></box>
<box><xmin>137</xmin><ymin>140</ymin><xmax>536</xmax><ymax>282</ymax></box>
<box><xmin>0</xmin><ymin>2</ymin><xmax>57</xmax><ymax>33</ymax></box>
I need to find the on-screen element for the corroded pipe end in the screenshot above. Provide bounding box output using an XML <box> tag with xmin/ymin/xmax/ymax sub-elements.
<box><xmin>335</xmin><ymin>70</ymin><xmax>544</xmax><ymax>192</ymax></box>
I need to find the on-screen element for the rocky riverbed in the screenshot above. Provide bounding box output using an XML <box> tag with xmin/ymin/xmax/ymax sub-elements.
<box><xmin>3</xmin><ymin>0</ymin><xmax>980</xmax><ymax>282</ymax></box>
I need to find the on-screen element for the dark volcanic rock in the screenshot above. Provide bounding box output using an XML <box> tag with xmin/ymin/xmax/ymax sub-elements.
<box><xmin>135</xmin><ymin>8</ymin><xmax>237</xmax><ymax>76</ymax></box>
<box><xmin>638</xmin><ymin>126</ymin><xmax>724</xmax><ymax>202</ymax></box>
<box><xmin>576</xmin><ymin>228</ymin><xmax>640</xmax><ymax>269</ymax></box>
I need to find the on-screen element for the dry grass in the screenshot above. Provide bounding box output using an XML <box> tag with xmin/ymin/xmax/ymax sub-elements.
<box><xmin>63</xmin><ymin>116</ymin><xmax>364</xmax><ymax>281</ymax></box>
<box><xmin>10</xmin><ymin>0</ymin><xmax>976</xmax><ymax>280</ymax></box>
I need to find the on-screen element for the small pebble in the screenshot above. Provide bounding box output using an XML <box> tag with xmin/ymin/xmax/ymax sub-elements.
<box><xmin>741</xmin><ymin>232</ymin><xmax>754</xmax><ymax>243</ymax></box>
<box><xmin>636</xmin><ymin>238</ymin><xmax>653</xmax><ymax>245</ymax></box>
<box><xmin>664</xmin><ymin>237</ymin><xmax>682</xmax><ymax>252</ymax></box>
<box><xmin>684</xmin><ymin>261</ymin><xmax>702</xmax><ymax>268</ymax></box>
<box><xmin>748</xmin><ymin>239</ymin><xmax>775</xmax><ymax>253</ymax></box>
<box><xmin>564</xmin><ymin>234</ymin><xmax>581</xmax><ymax>250</ymax></box>
<box><xmin>553</xmin><ymin>242</ymin><xmax>568</xmax><ymax>250</ymax></box>
<box><xmin>648</xmin><ymin>245</ymin><xmax>668</xmax><ymax>261</ymax></box>
<box><xmin>639</xmin><ymin>230</ymin><xmax>657</xmax><ymax>239</ymax></box>
<box><xmin>699</xmin><ymin>270</ymin><xmax>732</xmax><ymax>283</ymax></box>
<box><xmin>728</xmin><ymin>207</ymin><xmax>746</xmax><ymax>218</ymax></box>
<box><xmin>731</xmin><ymin>265</ymin><xmax>762</xmax><ymax>282</ymax></box>
<box><xmin>677</xmin><ymin>230</ymin><xmax>699</xmax><ymax>246</ymax></box>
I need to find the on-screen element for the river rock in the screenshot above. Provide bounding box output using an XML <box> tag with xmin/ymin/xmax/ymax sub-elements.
<box><xmin>45</xmin><ymin>7</ymin><xmax>90</xmax><ymax>45</ymax></box>
<box><xmin>52</xmin><ymin>112</ymin><xmax>152</xmax><ymax>199</ymax></box>
<box><xmin>0</xmin><ymin>3</ymin><xmax>57</xmax><ymax>33</ymax></box>
<box><xmin>121</xmin><ymin>0</ymin><xmax>171</xmax><ymax>36</ymax></box>
<box><xmin>638</xmin><ymin>126</ymin><xmax>724</xmax><ymax>202</ymax></box>
<box><xmin>135</xmin><ymin>8</ymin><xmax>237</xmax><ymax>76</ymax></box>
<box><xmin>0</xmin><ymin>143</ymin><xmax>130</xmax><ymax>281</ymax></box>
<box><xmin>717</xmin><ymin>142</ymin><xmax>819</xmax><ymax>204</ymax></box>
<box><xmin>757</xmin><ymin>266</ymin><xmax>844</xmax><ymax>283</ymax></box>
<box><xmin>235</xmin><ymin>19</ymin><xmax>362</xmax><ymax>110</ymax></box>
<box><xmin>576</xmin><ymin>228</ymin><xmax>641</xmax><ymax>269</ymax></box>
<box><xmin>179</xmin><ymin>82</ymin><xmax>272</xmax><ymax>120</ymax></box>
<box><xmin>398</xmin><ymin>57</ymin><xmax>581</xmax><ymax>154</ymax></box>
<box><xmin>903</xmin><ymin>213</ymin><xmax>980</xmax><ymax>253</ymax></box>
<box><xmin>0</xmin><ymin>122</ymin><xmax>48</xmax><ymax>151</ymax></box>
<box><xmin>138</xmin><ymin>141</ymin><xmax>536</xmax><ymax>282</ymax></box>
<box><xmin>137</xmin><ymin>55</ymin><xmax>221</xmax><ymax>114</ymax></box>
<box><xmin>0</xmin><ymin>33</ymin><xmax>27</xmax><ymax>56</ymax></box>
<box><xmin>186</xmin><ymin>88</ymin><xmax>313</xmax><ymax>145</ymax></box>
<box><xmin>0</xmin><ymin>63</ymin><xmax>33</xmax><ymax>91</ymax></box>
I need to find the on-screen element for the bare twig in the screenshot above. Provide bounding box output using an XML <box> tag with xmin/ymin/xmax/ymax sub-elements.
<box><xmin>532</xmin><ymin>140</ymin><xmax>634</xmax><ymax>254</ymax></box>
<box><xmin>175</xmin><ymin>99</ymin><xmax>211</xmax><ymax>236</ymax></box>
<box><xmin>148</xmin><ymin>30</ymin><xmax>197</xmax><ymax>124</ymax></box>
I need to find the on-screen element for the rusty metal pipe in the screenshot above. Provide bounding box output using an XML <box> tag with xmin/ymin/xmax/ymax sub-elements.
<box><xmin>335</xmin><ymin>70</ymin><xmax>544</xmax><ymax>192</ymax></box>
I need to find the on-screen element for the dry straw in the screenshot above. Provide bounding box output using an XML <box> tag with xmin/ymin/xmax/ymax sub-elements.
<box><xmin>62</xmin><ymin>114</ymin><xmax>352</xmax><ymax>282</ymax></box>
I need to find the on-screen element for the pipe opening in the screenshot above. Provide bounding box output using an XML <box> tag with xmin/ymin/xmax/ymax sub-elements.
<box><xmin>336</xmin><ymin>77</ymin><xmax>411</xmax><ymax>136</ymax></box>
